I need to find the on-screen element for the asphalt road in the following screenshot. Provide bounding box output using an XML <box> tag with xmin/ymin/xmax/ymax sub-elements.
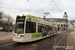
<box><xmin>0</xmin><ymin>31</ymin><xmax>73</xmax><ymax>50</ymax></box>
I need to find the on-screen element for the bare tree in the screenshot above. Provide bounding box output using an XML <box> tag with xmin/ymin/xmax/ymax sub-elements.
<box><xmin>0</xmin><ymin>11</ymin><xmax>14</xmax><ymax>31</ymax></box>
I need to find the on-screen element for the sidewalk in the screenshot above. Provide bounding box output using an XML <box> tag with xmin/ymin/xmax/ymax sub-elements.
<box><xmin>0</xmin><ymin>32</ymin><xmax>14</xmax><ymax>45</ymax></box>
<box><xmin>0</xmin><ymin>32</ymin><xmax>13</xmax><ymax>37</ymax></box>
<box><xmin>66</xmin><ymin>31</ymin><xmax>75</xmax><ymax>50</ymax></box>
<box><xmin>0</xmin><ymin>34</ymin><xmax>13</xmax><ymax>41</ymax></box>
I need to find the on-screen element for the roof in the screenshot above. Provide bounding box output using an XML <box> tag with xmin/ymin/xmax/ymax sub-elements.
<box><xmin>69</xmin><ymin>20</ymin><xmax>75</xmax><ymax>25</ymax></box>
<box><xmin>69</xmin><ymin>20</ymin><xmax>75</xmax><ymax>22</ymax></box>
<box><xmin>69</xmin><ymin>22</ymin><xmax>74</xmax><ymax>25</ymax></box>
<box><xmin>43</xmin><ymin>18</ymin><xmax>67</xmax><ymax>20</ymax></box>
<box><xmin>41</xmin><ymin>18</ymin><xmax>68</xmax><ymax>22</ymax></box>
<box><xmin>45</xmin><ymin>18</ymin><xmax>65</xmax><ymax>20</ymax></box>
<box><xmin>27</xmin><ymin>15</ymin><xmax>52</xmax><ymax>25</ymax></box>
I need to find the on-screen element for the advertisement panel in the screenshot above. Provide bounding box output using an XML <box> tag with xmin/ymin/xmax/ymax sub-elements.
<box><xmin>32</xmin><ymin>33</ymin><xmax>41</xmax><ymax>38</ymax></box>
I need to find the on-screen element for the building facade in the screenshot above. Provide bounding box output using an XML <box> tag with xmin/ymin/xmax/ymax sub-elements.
<box><xmin>42</xmin><ymin>12</ymin><xmax>68</xmax><ymax>31</ymax></box>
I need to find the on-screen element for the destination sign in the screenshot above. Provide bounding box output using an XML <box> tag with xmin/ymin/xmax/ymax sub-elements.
<box><xmin>17</xmin><ymin>18</ymin><xmax>24</xmax><ymax>20</ymax></box>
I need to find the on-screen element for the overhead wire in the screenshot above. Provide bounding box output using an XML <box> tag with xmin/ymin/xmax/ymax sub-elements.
<box><xmin>27</xmin><ymin>0</ymin><xmax>49</xmax><ymax>17</ymax></box>
<box><xmin>28</xmin><ymin>1</ymin><xmax>44</xmax><ymax>17</ymax></box>
<box><xmin>27</xmin><ymin>0</ymin><xmax>57</xmax><ymax>18</ymax></box>
<box><xmin>52</xmin><ymin>0</ymin><xmax>61</xmax><ymax>12</ymax></box>
<box><xmin>27</xmin><ymin>0</ymin><xmax>49</xmax><ymax>13</ymax></box>
<box><xmin>27</xmin><ymin>1</ymin><xmax>37</xmax><ymax>12</ymax></box>
<box><xmin>51</xmin><ymin>0</ymin><xmax>54</xmax><ymax>11</ymax></box>
<box><xmin>29</xmin><ymin>1</ymin><xmax>46</xmax><ymax>12</ymax></box>
<box><xmin>46</xmin><ymin>0</ymin><xmax>53</xmax><ymax>18</ymax></box>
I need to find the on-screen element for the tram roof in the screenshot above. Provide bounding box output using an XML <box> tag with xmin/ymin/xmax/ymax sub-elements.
<box><xmin>27</xmin><ymin>15</ymin><xmax>52</xmax><ymax>26</ymax></box>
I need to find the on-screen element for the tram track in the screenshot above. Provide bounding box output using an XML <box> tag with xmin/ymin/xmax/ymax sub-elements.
<box><xmin>0</xmin><ymin>31</ymin><xmax>72</xmax><ymax>50</ymax></box>
<box><xmin>0</xmin><ymin>34</ymin><xmax>58</xmax><ymax>50</ymax></box>
<box><xmin>0</xmin><ymin>42</ymin><xmax>17</xmax><ymax>50</ymax></box>
<box><xmin>0</xmin><ymin>42</ymin><xmax>17</xmax><ymax>47</ymax></box>
<box><xmin>53</xmin><ymin>34</ymin><xmax>67</xmax><ymax>50</ymax></box>
<box><xmin>38</xmin><ymin>34</ymin><xmax>63</xmax><ymax>50</ymax></box>
<box><xmin>38</xmin><ymin>31</ymin><xmax>72</xmax><ymax>50</ymax></box>
<box><xmin>39</xmin><ymin>35</ymin><xmax>59</xmax><ymax>50</ymax></box>
<box><xmin>21</xmin><ymin>35</ymin><xmax>59</xmax><ymax>50</ymax></box>
<box><xmin>35</xmin><ymin>33</ymin><xmax>64</xmax><ymax>50</ymax></box>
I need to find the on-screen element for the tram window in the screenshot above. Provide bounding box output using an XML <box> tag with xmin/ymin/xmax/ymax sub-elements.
<box><xmin>38</xmin><ymin>25</ymin><xmax>42</xmax><ymax>32</ymax></box>
<box><xmin>26</xmin><ymin>21</ymin><xmax>36</xmax><ymax>33</ymax></box>
<box><xmin>38</xmin><ymin>23</ymin><xmax>43</xmax><ymax>32</ymax></box>
<box><xmin>44</xmin><ymin>25</ymin><xmax>49</xmax><ymax>31</ymax></box>
<box><xmin>15</xmin><ymin>22</ymin><xmax>24</xmax><ymax>34</ymax></box>
<box><xmin>49</xmin><ymin>26</ymin><xmax>52</xmax><ymax>30</ymax></box>
<box><xmin>38</xmin><ymin>24</ymin><xmax>49</xmax><ymax>32</ymax></box>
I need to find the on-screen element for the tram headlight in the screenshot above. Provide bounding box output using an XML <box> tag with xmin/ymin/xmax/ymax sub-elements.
<box><xmin>20</xmin><ymin>35</ymin><xmax>24</xmax><ymax>37</ymax></box>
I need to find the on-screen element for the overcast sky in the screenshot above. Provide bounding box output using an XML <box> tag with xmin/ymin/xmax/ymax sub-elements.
<box><xmin>0</xmin><ymin>0</ymin><xmax>75</xmax><ymax>20</ymax></box>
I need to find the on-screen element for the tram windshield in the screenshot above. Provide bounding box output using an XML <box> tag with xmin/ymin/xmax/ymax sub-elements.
<box><xmin>15</xmin><ymin>22</ymin><xmax>24</xmax><ymax>34</ymax></box>
<box><xmin>15</xmin><ymin>15</ymin><xmax>25</xmax><ymax>34</ymax></box>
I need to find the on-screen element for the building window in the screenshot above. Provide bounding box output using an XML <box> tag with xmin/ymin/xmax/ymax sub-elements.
<box><xmin>65</xmin><ymin>20</ymin><xmax>68</xmax><ymax>22</ymax></box>
<box><xmin>64</xmin><ymin>25</ymin><xmax>65</xmax><ymax>27</ymax></box>
<box><xmin>57</xmin><ymin>25</ymin><xmax>60</xmax><ymax>27</ymax></box>
<box><xmin>61</xmin><ymin>24</ymin><xmax>63</xmax><ymax>27</ymax></box>
<box><xmin>66</xmin><ymin>25</ymin><xmax>68</xmax><ymax>27</ymax></box>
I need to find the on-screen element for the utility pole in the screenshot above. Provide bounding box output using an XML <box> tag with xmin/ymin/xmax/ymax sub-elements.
<box><xmin>52</xmin><ymin>17</ymin><xmax>54</xmax><ymax>35</ymax></box>
<box><xmin>49</xmin><ymin>15</ymin><xmax>54</xmax><ymax>35</ymax></box>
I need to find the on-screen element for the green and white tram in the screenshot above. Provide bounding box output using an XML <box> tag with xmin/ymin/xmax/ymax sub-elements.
<box><xmin>13</xmin><ymin>15</ymin><xmax>58</xmax><ymax>42</ymax></box>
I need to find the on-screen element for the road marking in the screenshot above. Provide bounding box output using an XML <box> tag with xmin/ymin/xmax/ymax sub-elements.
<box><xmin>54</xmin><ymin>35</ymin><xmax>66</xmax><ymax>50</ymax></box>
<box><xmin>40</xmin><ymin>35</ymin><xmax>61</xmax><ymax>49</ymax></box>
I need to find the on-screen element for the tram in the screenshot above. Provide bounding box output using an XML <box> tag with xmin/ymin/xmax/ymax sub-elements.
<box><xmin>13</xmin><ymin>15</ymin><xmax>58</xmax><ymax>42</ymax></box>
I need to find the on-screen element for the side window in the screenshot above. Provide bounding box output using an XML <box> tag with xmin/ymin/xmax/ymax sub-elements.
<box><xmin>38</xmin><ymin>24</ymin><xmax>49</xmax><ymax>33</ymax></box>
<box><xmin>45</xmin><ymin>25</ymin><xmax>49</xmax><ymax>31</ymax></box>
<box><xmin>49</xmin><ymin>26</ymin><xmax>52</xmax><ymax>30</ymax></box>
<box><xmin>26</xmin><ymin>21</ymin><xmax>36</xmax><ymax>33</ymax></box>
<box><xmin>38</xmin><ymin>23</ymin><xmax>42</xmax><ymax>32</ymax></box>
